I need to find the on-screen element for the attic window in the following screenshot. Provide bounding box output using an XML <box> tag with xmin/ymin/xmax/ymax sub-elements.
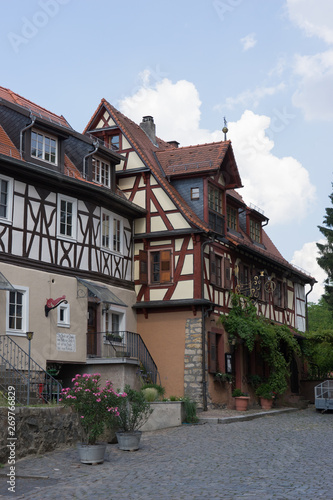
<box><xmin>191</xmin><ymin>187</ymin><xmax>200</xmax><ymax>200</ymax></box>
<box><xmin>227</xmin><ymin>206</ymin><xmax>238</xmax><ymax>231</ymax></box>
<box><xmin>250</xmin><ymin>219</ymin><xmax>261</xmax><ymax>243</ymax></box>
<box><xmin>92</xmin><ymin>157</ymin><xmax>111</xmax><ymax>188</ymax></box>
<box><xmin>109</xmin><ymin>135</ymin><xmax>120</xmax><ymax>151</ymax></box>
<box><xmin>31</xmin><ymin>130</ymin><xmax>57</xmax><ymax>165</ymax></box>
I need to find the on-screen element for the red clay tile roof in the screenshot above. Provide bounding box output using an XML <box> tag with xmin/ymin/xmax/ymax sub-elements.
<box><xmin>156</xmin><ymin>141</ymin><xmax>230</xmax><ymax>174</ymax></box>
<box><xmin>0</xmin><ymin>125</ymin><xmax>21</xmax><ymax>160</ymax></box>
<box><xmin>85</xmin><ymin>100</ymin><xmax>210</xmax><ymax>232</ymax></box>
<box><xmin>84</xmin><ymin>100</ymin><xmax>313</xmax><ymax>282</ymax></box>
<box><xmin>0</xmin><ymin>86</ymin><xmax>72</xmax><ymax>129</ymax></box>
<box><xmin>64</xmin><ymin>155</ymin><xmax>83</xmax><ymax>179</ymax></box>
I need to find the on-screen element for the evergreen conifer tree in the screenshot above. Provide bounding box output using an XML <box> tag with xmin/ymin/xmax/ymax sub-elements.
<box><xmin>317</xmin><ymin>187</ymin><xmax>333</xmax><ymax>311</ymax></box>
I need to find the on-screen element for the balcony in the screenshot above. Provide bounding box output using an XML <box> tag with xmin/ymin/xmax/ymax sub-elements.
<box><xmin>86</xmin><ymin>331</ymin><xmax>160</xmax><ymax>384</ymax></box>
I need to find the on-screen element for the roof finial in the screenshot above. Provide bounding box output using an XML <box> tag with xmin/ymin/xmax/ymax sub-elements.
<box><xmin>222</xmin><ymin>117</ymin><xmax>228</xmax><ymax>141</ymax></box>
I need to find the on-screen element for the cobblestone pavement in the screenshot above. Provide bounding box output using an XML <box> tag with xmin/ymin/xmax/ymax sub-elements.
<box><xmin>0</xmin><ymin>406</ymin><xmax>332</xmax><ymax>500</ymax></box>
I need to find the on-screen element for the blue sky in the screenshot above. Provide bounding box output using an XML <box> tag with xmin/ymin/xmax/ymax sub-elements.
<box><xmin>1</xmin><ymin>0</ymin><xmax>332</xmax><ymax>301</ymax></box>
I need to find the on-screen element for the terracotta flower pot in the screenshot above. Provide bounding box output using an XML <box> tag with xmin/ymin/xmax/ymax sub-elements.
<box><xmin>234</xmin><ymin>396</ymin><xmax>250</xmax><ymax>411</ymax></box>
<box><xmin>260</xmin><ymin>397</ymin><xmax>273</xmax><ymax>410</ymax></box>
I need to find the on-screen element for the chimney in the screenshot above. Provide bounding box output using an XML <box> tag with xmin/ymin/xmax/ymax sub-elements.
<box><xmin>167</xmin><ymin>141</ymin><xmax>179</xmax><ymax>148</ymax></box>
<box><xmin>140</xmin><ymin>116</ymin><xmax>158</xmax><ymax>147</ymax></box>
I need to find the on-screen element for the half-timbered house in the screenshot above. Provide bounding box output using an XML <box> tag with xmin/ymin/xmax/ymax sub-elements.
<box><xmin>84</xmin><ymin>100</ymin><xmax>316</xmax><ymax>409</ymax></box>
<box><xmin>0</xmin><ymin>87</ymin><xmax>148</xmax><ymax>397</ymax></box>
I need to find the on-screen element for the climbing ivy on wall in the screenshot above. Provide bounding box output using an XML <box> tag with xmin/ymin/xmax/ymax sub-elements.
<box><xmin>219</xmin><ymin>294</ymin><xmax>300</xmax><ymax>396</ymax></box>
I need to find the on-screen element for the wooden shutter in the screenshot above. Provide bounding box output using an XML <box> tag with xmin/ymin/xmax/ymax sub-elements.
<box><xmin>208</xmin><ymin>331</ymin><xmax>217</xmax><ymax>373</ymax></box>
<box><xmin>224</xmin><ymin>259</ymin><xmax>231</xmax><ymax>289</ymax></box>
<box><xmin>160</xmin><ymin>250</ymin><xmax>171</xmax><ymax>283</ymax></box>
<box><xmin>139</xmin><ymin>250</ymin><xmax>148</xmax><ymax>284</ymax></box>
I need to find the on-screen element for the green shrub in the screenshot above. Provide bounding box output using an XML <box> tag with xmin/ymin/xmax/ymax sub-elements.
<box><xmin>141</xmin><ymin>383</ymin><xmax>165</xmax><ymax>400</ymax></box>
<box><xmin>182</xmin><ymin>396</ymin><xmax>199</xmax><ymax>424</ymax></box>
<box><xmin>142</xmin><ymin>387</ymin><xmax>159</xmax><ymax>402</ymax></box>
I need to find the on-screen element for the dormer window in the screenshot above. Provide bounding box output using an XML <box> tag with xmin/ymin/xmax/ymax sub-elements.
<box><xmin>92</xmin><ymin>157</ymin><xmax>111</xmax><ymax>188</ymax></box>
<box><xmin>227</xmin><ymin>206</ymin><xmax>238</xmax><ymax>231</ymax></box>
<box><xmin>250</xmin><ymin>219</ymin><xmax>261</xmax><ymax>243</ymax></box>
<box><xmin>31</xmin><ymin>130</ymin><xmax>57</xmax><ymax>165</ymax></box>
<box><xmin>208</xmin><ymin>185</ymin><xmax>224</xmax><ymax>234</ymax></box>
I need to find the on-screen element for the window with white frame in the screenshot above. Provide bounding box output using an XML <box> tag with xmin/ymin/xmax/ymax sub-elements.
<box><xmin>92</xmin><ymin>157</ymin><xmax>111</xmax><ymax>188</ymax></box>
<box><xmin>0</xmin><ymin>174</ymin><xmax>13</xmax><ymax>223</ymax></box>
<box><xmin>31</xmin><ymin>130</ymin><xmax>57</xmax><ymax>165</ymax></box>
<box><xmin>104</xmin><ymin>308</ymin><xmax>125</xmax><ymax>342</ymax></box>
<box><xmin>6</xmin><ymin>286</ymin><xmax>29</xmax><ymax>335</ymax></box>
<box><xmin>57</xmin><ymin>302</ymin><xmax>70</xmax><ymax>328</ymax></box>
<box><xmin>57</xmin><ymin>194</ymin><xmax>77</xmax><ymax>240</ymax></box>
<box><xmin>101</xmin><ymin>210</ymin><xmax>123</xmax><ymax>254</ymax></box>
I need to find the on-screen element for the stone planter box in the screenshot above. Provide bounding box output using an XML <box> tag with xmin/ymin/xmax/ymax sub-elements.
<box><xmin>140</xmin><ymin>401</ymin><xmax>185</xmax><ymax>432</ymax></box>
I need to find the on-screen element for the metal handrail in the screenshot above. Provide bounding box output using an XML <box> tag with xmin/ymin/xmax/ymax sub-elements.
<box><xmin>88</xmin><ymin>331</ymin><xmax>160</xmax><ymax>385</ymax></box>
<box><xmin>0</xmin><ymin>335</ymin><xmax>62</xmax><ymax>405</ymax></box>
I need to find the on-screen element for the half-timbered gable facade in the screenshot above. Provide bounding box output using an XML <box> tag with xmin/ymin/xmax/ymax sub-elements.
<box><xmin>0</xmin><ymin>87</ymin><xmax>145</xmax><ymax>387</ymax></box>
<box><xmin>84</xmin><ymin>100</ymin><xmax>316</xmax><ymax>409</ymax></box>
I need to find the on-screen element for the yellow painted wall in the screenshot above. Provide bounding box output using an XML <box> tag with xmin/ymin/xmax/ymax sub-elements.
<box><xmin>137</xmin><ymin>310</ymin><xmax>190</xmax><ymax>397</ymax></box>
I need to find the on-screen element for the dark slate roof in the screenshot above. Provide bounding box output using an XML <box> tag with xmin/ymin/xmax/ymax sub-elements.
<box><xmin>0</xmin><ymin>86</ymin><xmax>72</xmax><ymax>129</ymax></box>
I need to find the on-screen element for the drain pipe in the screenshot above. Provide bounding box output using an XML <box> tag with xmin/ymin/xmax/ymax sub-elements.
<box><xmin>305</xmin><ymin>283</ymin><xmax>314</xmax><ymax>332</ymax></box>
<box><xmin>19</xmin><ymin>113</ymin><xmax>36</xmax><ymax>158</ymax></box>
<box><xmin>201</xmin><ymin>237</ymin><xmax>215</xmax><ymax>411</ymax></box>
<box><xmin>83</xmin><ymin>138</ymin><xmax>99</xmax><ymax>179</ymax></box>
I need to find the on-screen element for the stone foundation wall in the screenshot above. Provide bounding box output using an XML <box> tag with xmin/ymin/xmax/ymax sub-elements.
<box><xmin>184</xmin><ymin>318</ymin><xmax>203</xmax><ymax>408</ymax></box>
<box><xmin>0</xmin><ymin>406</ymin><xmax>81</xmax><ymax>464</ymax></box>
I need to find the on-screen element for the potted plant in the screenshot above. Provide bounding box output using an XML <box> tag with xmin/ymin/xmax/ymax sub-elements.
<box><xmin>214</xmin><ymin>372</ymin><xmax>234</xmax><ymax>384</ymax></box>
<box><xmin>60</xmin><ymin>373</ymin><xmax>120</xmax><ymax>464</ymax></box>
<box><xmin>114</xmin><ymin>385</ymin><xmax>153</xmax><ymax>451</ymax></box>
<box><xmin>106</xmin><ymin>332</ymin><xmax>123</xmax><ymax>343</ymax></box>
<box><xmin>256</xmin><ymin>383</ymin><xmax>276</xmax><ymax>410</ymax></box>
<box><xmin>232</xmin><ymin>388</ymin><xmax>250</xmax><ymax>411</ymax></box>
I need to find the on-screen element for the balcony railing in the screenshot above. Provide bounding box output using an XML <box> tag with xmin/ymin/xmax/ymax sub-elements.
<box><xmin>87</xmin><ymin>331</ymin><xmax>160</xmax><ymax>384</ymax></box>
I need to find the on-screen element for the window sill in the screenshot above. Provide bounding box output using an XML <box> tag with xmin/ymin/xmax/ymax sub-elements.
<box><xmin>6</xmin><ymin>331</ymin><xmax>26</xmax><ymax>337</ymax></box>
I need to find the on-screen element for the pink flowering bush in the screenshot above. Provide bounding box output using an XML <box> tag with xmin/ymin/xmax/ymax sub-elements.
<box><xmin>60</xmin><ymin>374</ymin><xmax>121</xmax><ymax>445</ymax></box>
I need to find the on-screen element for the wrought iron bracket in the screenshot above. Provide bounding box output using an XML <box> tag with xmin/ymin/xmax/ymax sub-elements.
<box><xmin>45</xmin><ymin>296</ymin><xmax>68</xmax><ymax>317</ymax></box>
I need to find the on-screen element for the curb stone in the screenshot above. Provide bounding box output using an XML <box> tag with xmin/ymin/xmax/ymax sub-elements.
<box><xmin>198</xmin><ymin>407</ymin><xmax>299</xmax><ymax>424</ymax></box>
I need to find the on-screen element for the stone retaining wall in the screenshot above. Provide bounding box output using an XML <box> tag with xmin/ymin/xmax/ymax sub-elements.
<box><xmin>0</xmin><ymin>401</ymin><xmax>186</xmax><ymax>463</ymax></box>
<box><xmin>0</xmin><ymin>406</ymin><xmax>81</xmax><ymax>464</ymax></box>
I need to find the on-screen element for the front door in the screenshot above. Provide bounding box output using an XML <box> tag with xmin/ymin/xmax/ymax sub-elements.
<box><xmin>87</xmin><ymin>303</ymin><xmax>97</xmax><ymax>356</ymax></box>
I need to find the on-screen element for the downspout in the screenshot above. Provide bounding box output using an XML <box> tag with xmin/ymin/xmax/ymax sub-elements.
<box><xmin>19</xmin><ymin>113</ymin><xmax>36</xmax><ymax>159</ymax></box>
<box><xmin>201</xmin><ymin>237</ymin><xmax>215</xmax><ymax>411</ymax></box>
<box><xmin>83</xmin><ymin>138</ymin><xmax>99</xmax><ymax>179</ymax></box>
<box><xmin>305</xmin><ymin>283</ymin><xmax>314</xmax><ymax>332</ymax></box>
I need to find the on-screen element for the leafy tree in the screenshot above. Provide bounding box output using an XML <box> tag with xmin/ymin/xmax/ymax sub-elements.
<box><xmin>219</xmin><ymin>294</ymin><xmax>300</xmax><ymax>396</ymax></box>
<box><xmin>308</xmin><ymin>298</ymin><xmax>333</xmax><ymax>331</ymax></box>
<box><xmin>303</xmin><ymin>299</ymin><xmax>333</xmax><ymax>378</ymax></box>
<box><xmin>317</xmin><ymin>187</ymin><xmax>333</xmax><ymax>312</ymax></box>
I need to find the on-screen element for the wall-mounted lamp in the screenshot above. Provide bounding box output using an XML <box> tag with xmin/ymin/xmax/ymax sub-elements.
<box><xmin>102</xmin><ymin>304</ymin><xmax>110</xmax><ymax>315</ymax></box>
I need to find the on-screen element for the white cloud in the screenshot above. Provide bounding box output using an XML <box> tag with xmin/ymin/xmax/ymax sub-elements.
<box><xmin>119</xmin><ymin>74</ymin><xmax>316</xmax><ymax>225</ymax></box>
<box><xmin>240</xmin><ymin>33</ymin><xmax>257</xmax><ymax>51</ymax></box>
<box><xmin>286</xmin><ymin>1</ymin><xmax>333</xmax><ymax>120</ymax></box>
<box><xmin>219</xmin><ymin>83</ymin><xmax>286</xmax><ymax>110</ymax></box>
<box><xmin>291</xmin><ymin>239</ymin><xmax>327</xmax><ymax>302</ymax></box>
<box><xmin>292</xmin><ymin>50</ymin><xmax>333</xmax><ymax>120</ymax></box>
<box><xmin>228</xmin><ymin>110</ymin><xmax>316</xmax><ymax>224</ymax></box>
<box><xmin>286</xmin><ymin>0</ymin><xmax>333</xmax><ymax>44</ymax></box>
<box><xmin>119</xmin><ymin>75</ymin><xmax>215</xmax><ymax>145</ymax></box>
